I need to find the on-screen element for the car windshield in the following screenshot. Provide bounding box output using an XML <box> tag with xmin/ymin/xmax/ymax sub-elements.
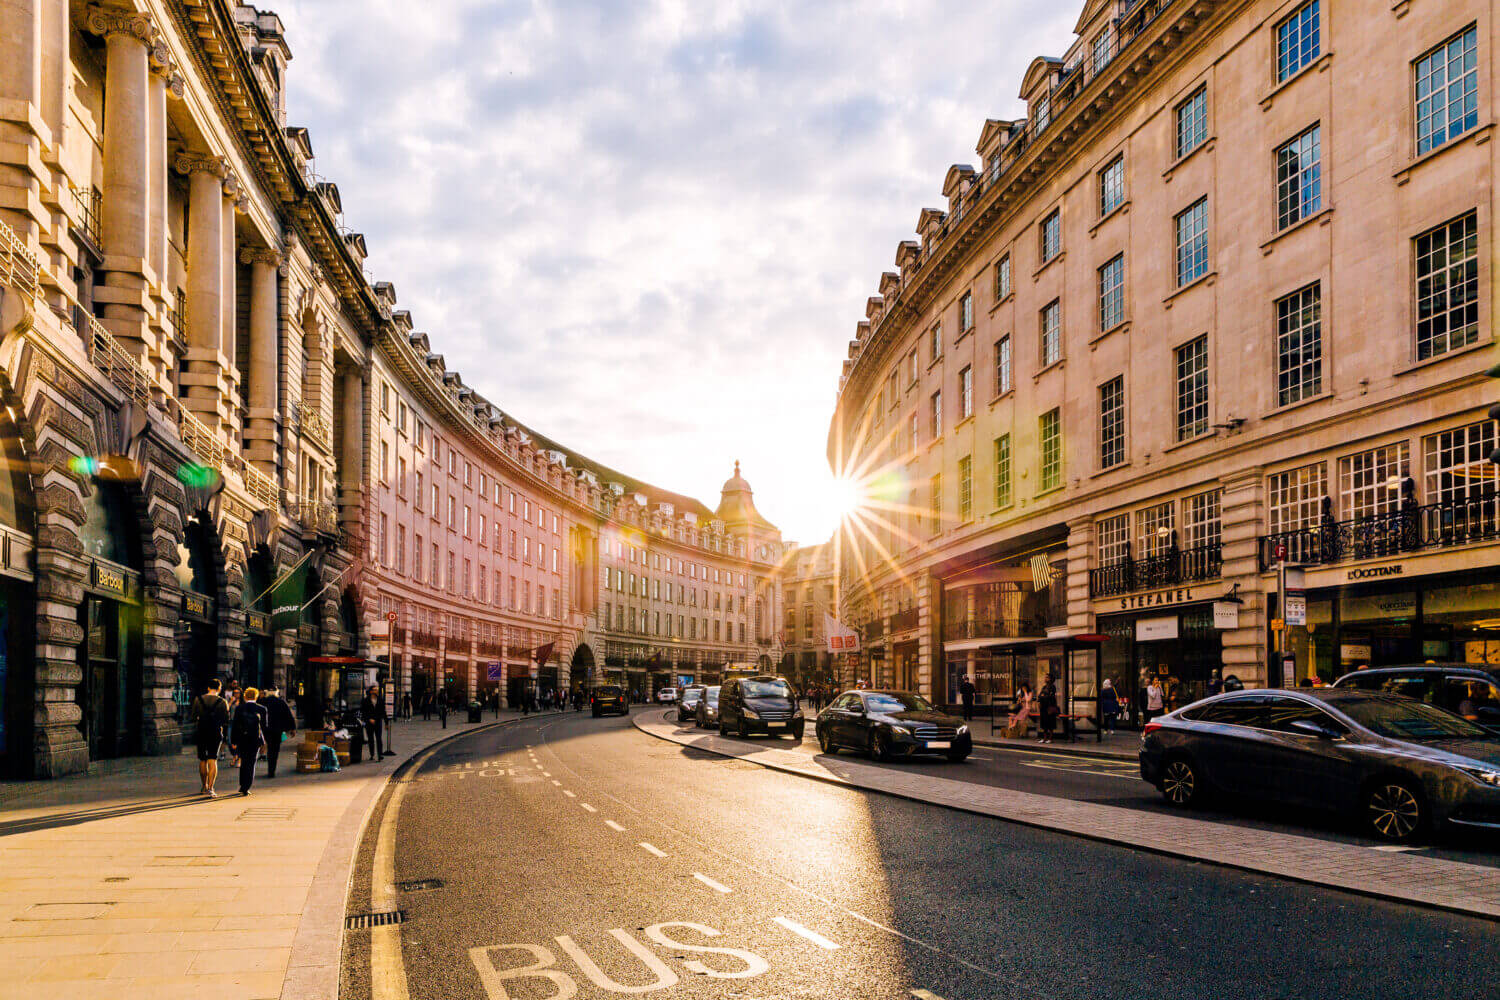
<box><xmin>865</xmin><ymin>693</ymin><xmax>934</xmax><ymax>714</ymax></box>
<box><xmin>596</xmin><ymin>686</ymin><xmax>621</xmax><ymax>696</ymax></box>
<box><xmin>742</xmin><ymin>679</ymin><xmax>789</xmax><ymax>699</ymax></box>
<box><xmin>1336</xmin><ymin>696</ymin><xmax>1491</xmax><ymax>741</ymax></box>
<box><xmin>703</xmin><ymin>689</ymin><xmax>719</xmax><ymax>705</ymax></box>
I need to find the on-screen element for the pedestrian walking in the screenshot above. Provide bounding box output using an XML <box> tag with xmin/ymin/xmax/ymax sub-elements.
<box><xmin>421</xmin><ymin>692</ymin><xmax>433</xmax><ymax>721</ymax></box>
<box><xmin>959</xmin><ymin>676</ymin><xmax>977</xmax><ymax>722</ymax></box>
<box><xmin>1100</xmin><ymin>678</ymin><xmax>1120</xmax><ymax>734</ymax></box>
<box><xmin>401</xmin><ymin>691</ymin><xmax>413</xmax><ymax>720</ymax></box>
<box><xmin>224</xmin><ymin>680</ymin><xmax>242</xmax><ymax>765</ymax></box>
<box><xmin>228</xmin><ymin>687</ymin><xmax>269</xmax><ymax>796</ymax></box>
<box><xmin>1206</xmin><ymin>668</ymin><xmax>1223</xmax><ymax>697</ymax></box>
<box><xmin>360</xmin><ymin>685</ymin><xmax>387</xmax><ymax>760</ymax></box>
<box><xmin>1037</xmin><ymin>678</ymin><xmax>1059</xmax><ymax>744</ymax></box>
<box><xmin>437</xmin><ymin>689</ymin><xmax>448</xmax><ymax>728</ymax></box>
<box><xmin>260</xmin><ymin>685</ymin><xmax>297</xmax><ymax>777</ymax></box>
<box><xmin>1144</xmin><ymin>676</ymin><xmax>1165</xmax><ymax>723</ymax></box>
<box><xmin>189</xmin><ymin>679</ymin><xmax>230</xmax><ymax>797</ymax></box>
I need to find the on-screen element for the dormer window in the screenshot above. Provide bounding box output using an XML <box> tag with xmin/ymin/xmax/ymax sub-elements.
<box><xmin>1034</xmin><ymin>95</ymin><xmax>1051</xmax><ymax>134</ymax></box>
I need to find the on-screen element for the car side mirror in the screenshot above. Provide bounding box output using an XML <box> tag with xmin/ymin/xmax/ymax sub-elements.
<box><xmin>849</xmin><ymin>705</ymin><xmax>865</xmax><ymax>715</ymax></box>
<box><xmin>1289</xmin><ymin>719</ymin><xmax>1337</xmax><ymax>740</ymax></box>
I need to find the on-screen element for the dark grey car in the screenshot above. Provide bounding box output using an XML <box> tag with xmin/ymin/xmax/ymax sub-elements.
<box><xmin>1139</xmin><ymin>688</ymin><xmax>1500</xmax><ymax>842</ymax></box>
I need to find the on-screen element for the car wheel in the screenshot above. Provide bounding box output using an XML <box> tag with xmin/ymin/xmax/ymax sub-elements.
<box><xmin>791</xmin><ymin>726</ymin><xmax>804</xmax><ymax>742</ymax></box>
<box><xmin>946</xmin><ymin>749</ymin><xmax>969</xmax><ymax>763</ymax></box>
<box><xmin>818</xmin><ymin>730</ymin><xmax>836</xmax><ymax>754</ymax></box>
<box><xmin>1160</xmin><ymin>757</ymin><xmax>1201</xmax><ymax>807</ymax></box>
<box><xmin>868</xmin><ymin>733</ymin><xmax>888</xmax><ymax>762</ymax></box>
<box><xmin>1365</xmin><ymin>778</ymin><xmax>1426</xmax><ymax>843</ymax></box>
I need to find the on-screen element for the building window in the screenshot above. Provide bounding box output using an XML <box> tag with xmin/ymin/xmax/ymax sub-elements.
<box><xmin>1269</xmin><ymin>462</ymin><xmax>1328</xmax><ymax>534</ymax></box>
<box><xmin>414</xmin><ymin>534</ymin><xmax>423</xmax><ymax>578</ymax></box>
<box><xmin>1091</xmin><ymin>28</ymin><xmax>1113</xmax><ymax>77</ymax></box>
<box><xmin>1039</xmin><ymin>409</ymin><xmax>1062</xmax><ymax>493</ymax></box>
<box><xmin>1040</xmin><ymin>300</ymin><xmax>1062</xmax><ymax>366</ymax></box>
<box><xmin>906</xmin><ymin>349</ymin><xmax>918</xmax><ymax>385</ymax></box>
<box><xmin>1098</xmin><ymin>254</ymin><xmax>1125</xmax><ymax>331</ymax></box>
<box><xmin>1184</xmin><ymin>490</ymin><xmax>1221</xmax><ymax>549</ymax></box>
<box><xmin>431</xmin><ymin>543</ymin><xmax>440</xmax><ymax>586</ymax></box>
<box><xmin>1098</xmin><ymin>513</ymin><xmax>1129</xmax><ymax>566</ymax></box>
<box><xmin>1175</xmin><ymin>335</ymin><xmax>1209</xmax><ymax>442</ymax></box>
<box><xmin>1175</xmin><ymin>86</ymin><xmax>1208</xmax><ymax>159</ymax></box>
<box><xmin>379</xmin><ymin>513</ymin><xmax>389</xmax><ymax>565</ymax></box>
<box><xmin>958</xmin><ymin>455</ymin><xmax>972</xmax><ymax>521</ymax></box>
<box><xmin>463</xmin><ymin>505</ymin><xmax>472</xmax><ymax>537</ymax></box>
<box><xmin>1034</xmin><ymin>94</ymin><xmax>1050</xmax><ymax>134</ymax></box>
<box><xmin>1340</xmin><ymin>443</ymin><xmax>1410</xmax><ymax>520</ymax></box>
<box><xmin>959</xmin><ymin>366</ymin><xmax>973</xmax><ymax>420</ymax></box>
<box><xmin>1415</xmin><ymin>211</ymin><xmax>1479</xmax><ymax>360</ymax></box>
<box><xmin>930</xmin><ymin>390</ymin><xmax>942</xmax><ymax>439</ymax></box>
<box><xmin>960</xmin><ymin>292</ymin><xmax>973</xmax><ymax>332</ymax></box>
<box><xmin>1275</xmin><ymin>1</ymin><xmax>1320</xmax><ymax>82</ymax></box>
<box><xmin>1040</xmin><ymin>210</ymin><xmax>1061</xmax><ymax>263</ymax></box>
<box><xmin>1424</xmin><ymin>420</ymin><xmax>1498</xmax><ymax>509</ymax></box>
<box><xmin>1174</xmin><ymin>197</ymin><xmax>1209</xmax><ymax>286</ymax></box>
<box><xmin>995</xmin><ymin>336</ymin><xmax>1012</xmax><ymax>395</ymax></box>
<box><xmin>396</xmin><ymin>525</ymin><xmax>406</xmax><ymax>575</ymax></box>
<box><xmin>995</xmin><ymin>255</ymin><xmax>1012</xmax><ymax>300</ymax></box>
<box><xmin>397</xmin><ymin>401</ymin><xmax>408</xmax><ymax>434</ymax></box>
<box><xmin>887</xmin><ymin>370</ymin><xmax>900</xmax><ymax>410</ymax></box>
<box><xmin>1137</xmin><ymin>502</ymin><xmax>1175</xmax><ymax>557</ymax></box>
<box><xmin>396</xmin><ymin>456</ymin><xmax>406</xmax><ymax>496</ymax></box>
<box><xmin>380</xmin><ymin>442</ymin><xmax>389</xmax><ymax>481</ymax></box>
<box><xmin>1099</xmin><ymin>375</ymin><xmax>1125</xmax><ymax>470</ymax></box>
<box><xmin>929</xmin><ymin>324</ymin><xmax>942</xmax><ymax>363</ymax></box>
<box><xmin>1275</xmin><ymin>124</ymin><xmax>1322</xmax><ymax>230</ymax></box>
<box><xmin>909</xmin><ymin>412</ymin><xmax>918</xmax><ymax>454</ymax></box>
<box><xmin>929</xmin><ymin>474</ymin><xmax>942</xmax><ymax>534</ymax></box>
<box><xmin>993</xmin><ymin>434</ymin><xmax>1012</xmax><ymax>509</ymax></box>
<box><xmin>1276</xmin><ymin>283</ymin><xmax>1323</xmax><ymax>407</ymax></box>
<box><xmin>1099</xmin><ymin>156</ymin><xmax>1125</xmax><ymax>217</ymax></box>
<box><xmin>380</xmin><ymin>381</ymin><xmax>391</xmax><ymax>415</ymax></box>
<box><xmin>1415</xmin><ymin>26</ymin><xmax>1479</xmax><ymax>155</ymax></box>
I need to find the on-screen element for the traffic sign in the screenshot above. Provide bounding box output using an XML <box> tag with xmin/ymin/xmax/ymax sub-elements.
<box><xmin>1274</xmin><ymin>542</ymin><xmax>1287</xmax><ymax>562</ymax></box>
<box><xmin>1271</xmin><ymin>619</ymin><xmax>1285</xmax><ymax>631</ymax></box>
<box><xmin>386</xmin><ymin>610</ymin><xmax>398</xmax><ymax>623</ymax></box>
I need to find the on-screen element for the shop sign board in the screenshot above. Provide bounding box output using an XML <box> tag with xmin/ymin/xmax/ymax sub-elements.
<box><xmin>486</xmin><ymin>662</ymin><xmax>504</xmax><ymax>681</ymax></box>
<box><xmin>244</xmin><ymin>610</ymin><xmax>270</xmax><ymax>634</ymax></box>
<box><xmin>1135</xmin><ymin>616</ymin><xmax>1179</xmax><ymax>641</ymax></box>
<box><xmin>92</xmin><ymin>561</ymin><xmax>129</xmax><ymax>598</ymax></box>
<box><xmin>1211</xmin><ymin>602</ymin><xmax>1240</xmax><ymax>630</ymax></box>
<box><xmin>1115</xmin><ymin>587</ymin><xmax>1196</xmax><ymax>611</ymax></box>
<box><xmin>1284</xmin><ymin>594</ymin><xmax>1307</xmax><ymax>627</ymax></box>
<box><xmin>182</xmin><ymin>592</ymin><xmax>210</xmax><ymax>621</ymax></box>
<box><xmin>1341</xmin><ymin>643</ymin><xmax>1373</xmax><ymax>662</ymax></box>
<box><xmin>1347</xmin><ymin>563</ymin><xmax>1403</xmax><ymax>581</ymax></box>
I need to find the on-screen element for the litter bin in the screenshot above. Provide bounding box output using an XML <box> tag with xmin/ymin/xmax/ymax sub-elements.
<box><xmin>340</xmin><ymin>709</ymin><xmax>364</xmax><ymax>764</ymax></box>
<box><xmin>467</xmin><ymin>701</ymin><xmax>483</xmax><ymax>723</ymax></box>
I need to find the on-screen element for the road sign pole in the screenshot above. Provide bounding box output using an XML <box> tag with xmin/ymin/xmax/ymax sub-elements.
<box><xmin>386</xmin><ymin>610</ymin><xmax>398</xmax><ymax>754</ymax></box>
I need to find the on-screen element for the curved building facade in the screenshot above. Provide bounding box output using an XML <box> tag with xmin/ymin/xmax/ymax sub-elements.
<box><xmin>829</xmin><ymin>0</ymin><xmax>1498</xmax><ymax>725</ymax></box>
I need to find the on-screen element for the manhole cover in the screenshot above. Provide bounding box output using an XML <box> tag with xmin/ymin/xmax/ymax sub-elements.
<box><xmin>396</xmin><ymin>878</ymin><xmax>444</xmax><ymax>892</ymax></box>
<box><xmin>346</xmin><ymin>910</ymin><xmax>407</xmax><ymax>929</ymax></box>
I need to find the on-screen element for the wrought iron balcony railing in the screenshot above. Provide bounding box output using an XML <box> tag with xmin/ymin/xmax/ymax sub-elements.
<box><xmin>942</xmin><ymin>617</ymin><xmax>1048</xmax><ymax>643</ymax></box>
<box><xmin>890</xmin><ymin>608</ymin><xmax>919</xmax><ymax>633</ymax></box>
<box><xmin>863</xmin><ymin>617</ymin><xmax>886</xmax><ymax>641</ymax></box>
<box><xmin>1258</xmin><ymin>494</ymin><xmax>1500</xmax><ymax>569</ymax></box>
<box><xmin>1089</xmin><ymin>542</ymin><xmax>1223</xmax><ymax>599</ymax></box>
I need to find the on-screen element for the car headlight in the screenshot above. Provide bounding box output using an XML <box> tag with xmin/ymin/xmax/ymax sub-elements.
<box><xmin>1456</xmin><ymin>764</ymin><xmax>1500</xmax><ymax>787</ymax></box>
<box><xmin>742</xmin><ymin>708</ymin><xmax>759</xmax><ymax>719</ymax></box>
<box><xmin>957</xmin><ymin>725</ymin><xmax>969</xmax><ymax>736</ymax></box>
<box><xmin>888</xmin><ymin>724</ymin><xmax>912</xmax><ymax>736</ymax></box>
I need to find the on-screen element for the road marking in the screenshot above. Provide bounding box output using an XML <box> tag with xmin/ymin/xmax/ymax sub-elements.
<box><xmin>1372</xmin><ymin>844</ymin><xmax>1424</xmax><ymax>853</ymax></box>
<box><xmin>604</xmin><ymin>820</ymin><xmax>626</xmax><ymax>832</ymax></box>
<box><xmin>639</xmin><ymin>842</ymin><xmax>667</xmax><ymax>857</ymax></box>
<box><xmin>911</xmin><ymin>990</ymin><xmax>947</xmax><ymax>1000</ymax></box>
<box><xmin>693</xmin><ymin>872</ymin><xmax>732</xmax><ymax>894</ymax></box>
<box><xmin>772</xmin><ymin>916</ymin><xmax>839</xmax><ymax>950</ymax></box>
<box><xmin>1021</xmin><ymin>761</ymin><xmax>1136</xmax><ymax>780</ymax></box>
<box><xmin>562</xmin><ymin>790</ymin><xmax>576</xmax><ymax>798</ymax></box>
<box><xmin>551</xmin><ymin>780</ymin><xmax>562</xmax><ymax>786</ymax></box>
<box><xmin>542</xmin><ymin>771</ymin><xmax>551</xmax><ymax>776</ymax></box>
<box><xmin>580</xmin><ymin>803</ymin><xmax>597</xmax><ymax>812</ymax></box>
<box><xmin>536</xmin><ymin>764</ymin><xmax>545</xmax><ymax>770</ymax></box>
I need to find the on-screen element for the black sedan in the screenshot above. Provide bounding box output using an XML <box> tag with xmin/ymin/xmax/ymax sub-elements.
<box><xmin>590</xmin><ymin>685</ymin><xmax>628</xmax><ymax>717</ymax></box>
<box><xmin>694</xmin><ymin>686</ymin><xmax>721</xmax><ymax>729</ymax></box>
<box><xmin>1140</xmin><ymin>688</ymin><xmax>1500</xmax><ymax>842</ymax></box>
<box><xmin>816</xmin><ymin>690</ymin><xmax>971</xmax><ymax>763</ymax></box>
<box><xmin>677</xmin><ymin>685</ymin><xmax>706</xmax><ymax>723</ymax></box>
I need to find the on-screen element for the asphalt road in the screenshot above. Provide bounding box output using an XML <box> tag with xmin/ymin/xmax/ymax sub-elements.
<box><xmin>342</xmin><ymin>708</ymin><xmax>1500</xmax><ymax>1000</ymax></box>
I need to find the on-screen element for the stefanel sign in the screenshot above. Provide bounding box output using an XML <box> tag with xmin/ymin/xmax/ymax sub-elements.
<box><xmin>1116</xmin><ymin>587</ymin><xmax>1196</xmax><ymax>610</ymax></box>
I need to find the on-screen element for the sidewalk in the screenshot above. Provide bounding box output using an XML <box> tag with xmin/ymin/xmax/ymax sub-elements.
<box><xmin>0</xmin><ymin>710</ymin><xmax>526</xmax><ymax>1000</ymax></box>
<box><xmin>637</xmin><ymin>712</ymin><xmax>1500</xmax><ymax>922</ymax></box>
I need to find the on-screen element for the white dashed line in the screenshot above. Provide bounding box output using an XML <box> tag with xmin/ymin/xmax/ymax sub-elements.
<box><xmin>1371</xmin><ymin>844</ymin><xmax>1424</xmax><ymax>853</ymax></box>
<box><xmin>911</xmin><ymin>990</ymin><xmax>947</xmax><ymax>1000</ymax></box>
<box><xmin>542</xmin><ymin>771</ymin><xmax>551</xmax><ymax>776</ymax></box>
<box><xmin>692</xmin><ymin>872</ymin><xmax>732</xmax><ymax>894</ymax></box>
<box><xmin>580</xmin><ymin>803</ymin><xmax>597</xmax><ymax>813</ymax></box>
<box><xmin>551</xmin><ymin>780</ymin><xmax>562</xmax><ymax>786</ymax></box>
<box><xmin>639</xmin><ymin>842</ymin><xmax>667</xmax><ymax>858</ymax></box>
<box><xmin>773</xmin><ymin>916</ymin><xmax>840</xmax><ymax>950</ymax></box>
<box><xmin>604</xmin><ymin>820</ymin><xmax>626</xmax><ymax>832</ymax></box>
<box><xmin>562</xmin><ymin>790</ymin><xmax>576</xmax><ymax>798</ymax></box>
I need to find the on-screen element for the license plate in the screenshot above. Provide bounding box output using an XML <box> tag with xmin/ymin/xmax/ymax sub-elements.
<box><xmin>767</xmin><ymin>722</ymin><xmax>785</xmax><ymax>728</ymax></box>
<box><xmin>926</xmin><ymin>740</ymin><xmax>951</xmax><ymax>749</ymax></box>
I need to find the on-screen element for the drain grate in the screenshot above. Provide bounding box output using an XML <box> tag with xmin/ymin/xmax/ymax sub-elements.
<box><xmin>346</xmin><ymin>910</ymin><xmax>407</xmax><ymax>929</ymax></box>
<box><xmin>237</xmin><ymin>807</ymin><xmax>297</xmax><ymax>821</ymax></box>
<box><xmin>396</xmin><ymin>878</ymin><xmax>444</xmax><ymax>892</ymax></box>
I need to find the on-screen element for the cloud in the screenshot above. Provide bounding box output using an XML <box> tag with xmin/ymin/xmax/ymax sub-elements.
<box><xmin>275</xmin><ymin>0</ymin><xmax>1078</xmax><ymax>542</ymax></box>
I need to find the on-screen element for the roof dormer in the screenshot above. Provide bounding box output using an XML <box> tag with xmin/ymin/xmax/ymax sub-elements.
<box><xmin>942</xmin><ymin>164</ymin><xmax>976</xmax><ymax>201</ymax></box>
<box><xmin>895</xmin><ymin>240</ymin><xmax>920</xmax><ymax>270</ymax></box>
<box><xmin>878</xmin><ymin>272</ymin><xmax>901</xmax><ymax>299</ymax></box>
<box><xmin>1020</xmin><ymin>56</ymin><xmax>1064</xmax><ymax>104</ymax></box>
<box><xmin>917</xmin><ymin>207</ymin><xmax>947</xmax><ymax>243</ymax></box>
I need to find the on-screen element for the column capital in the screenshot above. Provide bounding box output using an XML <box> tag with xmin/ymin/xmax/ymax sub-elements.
<box><xmin>240</xmin><ymin>247</ymin><xmax>287</xmax><ymax>273</ymax></box>
<box><xmin>149</xmin><ymin>44</ymin><xmax>186</xmax><ymax>99</ymax></box>
<box><xmin>87</xmin><ymin>5</ymin><xmax>158</xmax><ymax>46</ymax></box>
<box><xmin>174</xmin><ymin>152</ymin><xmax>230</xmax><ymax>180</ymax></box>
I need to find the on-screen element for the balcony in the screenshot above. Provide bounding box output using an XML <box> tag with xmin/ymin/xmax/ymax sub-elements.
<box><xmin>409</xmin><ymin>628</ymin><xmax>440</xmax><ymax>649</ymax></box>
<box><xmin>890</xmin><ymin>608</ymin><xmax>919</xmax><ymax>633</ymax></box>
<box><xmin>0</xmin><ymin>221</ymin><xmax>39</xmax><ymax>301</ymax></box>
<box><xmin>1089</xmin><ymin>542</ymin><xmax>1222</xmax><ymax>599</ymax></box>
<box><xmin>943</xmin><ymin>617</ymin><xmax>1048</xmax><ymax>644</ymax></box>
<box><xmin>289</xmin><ymin>494</ymin><xmax>338</xmax><ymax>536</ymax></box>
<box><xmin>863</xmin><ymin>617</ymin><xmax>886</xmax><ymax>642</ymax></box>
<box><xmin>1258</xmin><ymin>494</ymin><xmax>1500</xmax><ymax>570</ymax></box>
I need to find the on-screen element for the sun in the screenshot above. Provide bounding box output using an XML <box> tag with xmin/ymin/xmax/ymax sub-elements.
<box><xmin>815</xmin><ymin>476</ymin><xmax>865</xmax><ymax>526</ymax></box>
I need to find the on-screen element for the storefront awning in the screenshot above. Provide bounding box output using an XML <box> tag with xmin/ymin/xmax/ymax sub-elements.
<box><xmin>943</xmin><ymin>635</ymin><xmax>1049</xmax><ymax>653</ymax></box>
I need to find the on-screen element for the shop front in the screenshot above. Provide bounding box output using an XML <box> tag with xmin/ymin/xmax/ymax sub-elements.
<box><xmin>77</xmin><ymin>481</ymin><xmax>145</xmax><ymax>761</ymax></box>
<box><xmin>940</xmin><ymin>547</ymin><xmax>1063</xmax><ymax>713</ymax></box>
<box><xmin>1279</xmin><ymin>561</ymin><xmax>1500</xmax><ymax>683</ymax></box>
<box><xmin>1096</xmin><ymin>599</ymin><xmax>1225</xmax><ymax>726</ymax></box>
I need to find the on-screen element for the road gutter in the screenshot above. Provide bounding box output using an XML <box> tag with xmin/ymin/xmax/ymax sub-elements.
<box><xmin>633</xmin><ymin>710</ymin><xmax>1500</xmax><ymax>924</ymax></box>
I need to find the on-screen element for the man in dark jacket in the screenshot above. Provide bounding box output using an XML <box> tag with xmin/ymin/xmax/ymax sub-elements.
<box><xmin>190</xmin><ymin>678</ymin><xmax>230</xmax><ymax>797</ymax></box>
<box><xmin>259</xmin><ymin>686</ymin><xmax>297</xmax><ymax>777</ymax></box>
<box><xmin>959</xmin><ymin>676</ymin><xmax>977</xmax><ymax>721</ymax></box>
<box><xmin>360</xmin><ymin>685</ymin><xmax>387</xmax><ymax>760</ymax></box>
<box><xmin>229</xmin><ymin>688</ymin><xmax>269</xmax><ymax>795</ymax></box>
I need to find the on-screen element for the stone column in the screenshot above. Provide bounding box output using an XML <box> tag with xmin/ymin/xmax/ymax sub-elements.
<box><xmin>0</xmin><ymin>0</ymin><xmax>43</xmax><ymax>240</ymax></box>
<box><xmin>175</xmin><ymin>153</ymin><xmax>231</xmax><ymax>429</ymax></box>
<box><xmin>338</xmin><ymin>367</ymin><xmax>364</xmax><ymax>528</ymax></box>
<box><xmin>91</xmin><ymin>4</ymin><xmax>155</xmax><ymax>341</ymax></box>
<box><xmin>1221</xmin><ymin>466</ymin><xmax>1268</xmax><ymax>687</ymax></box>
<box><xmin>241</xmin><ymin>247</ymin><xmax>282</xmax><ymax>473</ymax></box>
<box><xmin>146</xmin><ymin>51</ymin><xmax>180</xmax><ymax>294</ymax></box>
<box><xmin>39</xmin><ymin>0</ymin><xmax>66</xmax><ymax>152</ymax></box>
<box><xmin>1065</xmin><ymin>515</ymin><xmax>1095</xmax><ymax>635</ymax></box>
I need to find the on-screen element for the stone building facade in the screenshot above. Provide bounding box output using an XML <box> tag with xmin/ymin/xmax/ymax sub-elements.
<box><xmin>777</xmin><ymin>542</ymin><xmax>840</xmax><ymax>688</ymax></box>
<box><xmin>829</xmin><ymin>0</ymin><xmax>1499</xmax><ymax>725</ymax></box>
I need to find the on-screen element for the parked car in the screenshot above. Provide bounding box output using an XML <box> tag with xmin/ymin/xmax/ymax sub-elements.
<box><xmin>656</xmin><ymin>687</ymin><xmax>678</xmax><ymax>703</ymax></box>
<box><xmin>590</xmin><ymin>685</ymin><xmax>629</xmax><ymax>717</ymax></box>
<box><xmin>1140</xmin><ymin>687</ymin><xmax>1500</xmax><ymax>842</ymax></box>
<box><xmin>677</xmin><ymin>686</ymin><xmax>706</xmax><ymax>723</ymax></box>
<box><xmin>1332</xmin><ymin>664</ymin><xmax>1500</xmax><ymax>729</ymax></box>
<box><xmin>816</xmin><ymin>690</ymin><xmax>971</xmax><ymax>762</ymax></box>
<box><xmin>695</xmin><ymin>686</ymin><xmax>721</xmax><ymax>729</ymax></box>
<box><xmin>717</xmin><ymin>675</ymin><xmax>803</xmax><ymax>739</ymax></box>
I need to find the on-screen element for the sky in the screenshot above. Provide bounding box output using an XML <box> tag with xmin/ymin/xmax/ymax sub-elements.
<box><xmin>276</xmin><ymin>0</ymin><xmax>1077</xmax><ymax>545</ymax></box>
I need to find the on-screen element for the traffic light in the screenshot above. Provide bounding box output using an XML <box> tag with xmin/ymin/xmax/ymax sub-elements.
<box><xmin>1489</xmin><ymin>362</ymin><xmax>1500</xmax><ymax>466</ymax></box>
